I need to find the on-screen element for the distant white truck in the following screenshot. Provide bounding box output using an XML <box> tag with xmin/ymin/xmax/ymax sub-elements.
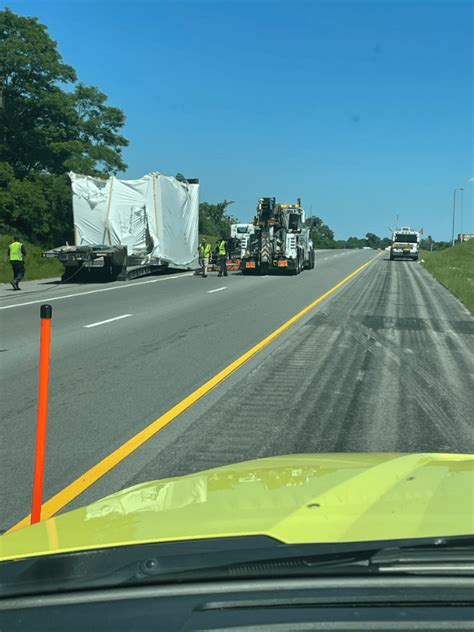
<box><xmin>390</xmin><ymin>227</ymin><xmax>420</xmax><ymax>261</ymax></box>
<box><xmin>230</xmin><ymin>223</ymin><xmax>255</xmax><ymax>258</ymax></box>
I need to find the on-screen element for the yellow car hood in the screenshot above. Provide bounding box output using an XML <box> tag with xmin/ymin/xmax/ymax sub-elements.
<box><xmin>1</xmin><ymin>453</ymin><xmax>473</xmax><ymax>561</ymax></box>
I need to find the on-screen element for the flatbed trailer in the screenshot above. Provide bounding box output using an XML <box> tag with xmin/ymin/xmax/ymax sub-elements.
<box><xmin>43</xmin><ymin>244</ymin><xmax>188</xmax><ymax>282</ymax></box>
<box><xmin>44</xmin><ymin>171</ymin><xmax>199</xmax><ymax>281</ymax></box>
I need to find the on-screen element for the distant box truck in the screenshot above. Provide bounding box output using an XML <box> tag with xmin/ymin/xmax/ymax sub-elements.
<box><xmin>44</xmin><ymin>171</ymin><xmax>199</xmax><ymax>281</ymax></box>
<box><xmin>390</xmin><ymin>227</ymin><xmax>420</xmax><ymax>261</ymax></box>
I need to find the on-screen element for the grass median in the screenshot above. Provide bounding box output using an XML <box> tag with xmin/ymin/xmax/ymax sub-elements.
<box><xmin>421</xmin><ymin>240</ymin><xmax>474</xmax><ymax>314</ymax></box>
<box><xmin>0</xmin><ymin>235</ymin><xmax>63</xmax><ymax>284</ymax></box>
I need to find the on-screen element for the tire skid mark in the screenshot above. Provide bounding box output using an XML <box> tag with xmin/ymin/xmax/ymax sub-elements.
<box><xmin>123</xmin><ymin>258</ymin><xmax>473</xmax><ymax>489</ymax></box>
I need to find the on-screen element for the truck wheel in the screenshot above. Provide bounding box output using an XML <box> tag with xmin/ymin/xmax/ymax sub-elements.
<box><xmin>311</xmin><ymin>251</ymin><xmax>316</xmax><ymax>268</ymax></box>
<box><xmin>288</xmin><ymin>261</ymin><xmax>297</xmax><ymax>275</ymax></box>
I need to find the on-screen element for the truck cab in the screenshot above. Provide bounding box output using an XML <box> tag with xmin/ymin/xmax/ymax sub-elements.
<box><xmin>390</xmin><ymin>227</ymin><xmax>420</xmax><ymax>261</ymax></box>
<box><xmin>230</xmin><ymin>223</ymin><xmax>255</xmax><ymax>258</ymax></box>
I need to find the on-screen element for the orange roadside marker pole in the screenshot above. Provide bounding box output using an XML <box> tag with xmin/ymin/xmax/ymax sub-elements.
<box><xmin>31</xmin><ymin>304</ymin><xmax>53</xmax><ymax>525</ymax></box>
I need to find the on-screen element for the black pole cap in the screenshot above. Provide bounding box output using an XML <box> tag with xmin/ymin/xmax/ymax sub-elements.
<box><xmin>40</xmin><ymin>304</ymin><xmax>52</xmax><ymax>319</ymax></box>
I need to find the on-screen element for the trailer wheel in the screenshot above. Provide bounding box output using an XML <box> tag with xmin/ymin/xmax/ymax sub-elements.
<box><xmin>110</xmin><ymin>265</ymin><xmax>124</xmax><ymax>281</ymax></box>
<box><xmin>61</xmin><ymin>266</ymin><xmax>81</xmax><ymax>282</ymax></box>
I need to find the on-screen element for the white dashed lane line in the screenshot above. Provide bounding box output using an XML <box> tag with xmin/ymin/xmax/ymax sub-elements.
<box><xmin>84</xmin><ymin>314</ymin><xmax>132</xmax><ymax>328</ymax></box>
<box><xmin>0</xmin><ymin>273</ymin><xmax>194</xmax><ymax>310</ymax></box>
<box><xmin>207</xmin><ymin>287</ymin><xmax>228</xmax><ymax>294</ymax></box>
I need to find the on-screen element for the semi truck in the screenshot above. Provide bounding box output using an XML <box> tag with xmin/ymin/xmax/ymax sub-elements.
<box><xmin>44</xmin><ymin>171</ymin><xmax>199</xmax><ymax>281</ymax></box>
<box><xmin>240</xmin><ymin>197</ymin><xmax>315</xmax><ymax>275</ymax></box>
<box><xmin>390</xmin><ymin>227</ymin><xmax>420</xmax><ymax>261</ymax></box>
<box><xmin>230</xmin><ymin>223</ymin><xmax>255</xmax><ymax>258</ymax></box>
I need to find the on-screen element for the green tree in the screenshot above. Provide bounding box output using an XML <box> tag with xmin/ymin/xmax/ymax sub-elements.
<box><xmin>364</xmin><ymin>232</ymin><xmax>390</xmax><ymax>249</ymax></box>
<box><xmin>199</xmin><ymin>200</ymin><xmax>236</xmax><ymax>238</ymax></box>
<box><xmin>309</xmin><ymin>216</ymin><xmax>335</xmax><ymax>248</ymax></box>
<box><xmin>365</xmin><ymin>232</ymin><xmax>380</xmax><ymax>248</ymax></box>
<box><xmin>0</xmin><ymin>8</ymin><xmax>128</xmax><ymax>245</ymax></box>
<box><xmin>345</xmin><ymin>236</ymin><xmax>362</xmax><ymax>249</ymax></box>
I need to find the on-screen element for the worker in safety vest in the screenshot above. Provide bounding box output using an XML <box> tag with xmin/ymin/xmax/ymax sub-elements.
<box><xmin>217</xmin><ymin>238</ymin><xmax>228</xmax><ymax>277</ymax></box>
<box><xmin>8</xmin><ymin>236</ymin><xmax>27</xmax><ymax>291</ymax></box>
<box><xmin>199</xmin><ymin>238</ymin><xmax>211</xmax><ymax>277</ymax></box>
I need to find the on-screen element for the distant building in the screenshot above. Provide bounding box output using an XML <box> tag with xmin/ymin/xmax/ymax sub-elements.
<box><xmin>458</xmin><ymin>233</ymin><xmax>474</xmax><ymax>242</ymax></box>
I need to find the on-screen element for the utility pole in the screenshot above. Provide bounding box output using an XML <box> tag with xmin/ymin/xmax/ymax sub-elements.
<box><xmin>451</xmin><ymin>188</ymin><xmax>463</xmax><ymax>246</ymax></box>
<box><xmin>459</xmin><ymin>188</ymin><xmax>465</xmax><ymax>243</ymax></box>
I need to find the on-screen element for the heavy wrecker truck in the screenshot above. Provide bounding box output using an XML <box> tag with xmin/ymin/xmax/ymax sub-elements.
<box><xmin>240</xmin><ymin>197</ymin><xmax>315</xmax><ymax>275</ymax></box>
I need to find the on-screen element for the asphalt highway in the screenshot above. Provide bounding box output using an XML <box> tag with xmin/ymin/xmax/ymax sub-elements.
<box><xmin>1</xmin><ymin>249</ymin><xmax>473</xmax><ymax>530</ymax></box>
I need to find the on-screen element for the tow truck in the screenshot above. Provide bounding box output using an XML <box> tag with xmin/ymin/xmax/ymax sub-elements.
<box><xmin>240</xmin><ymin>197</ymin><xmax>315</xmax><ymax>275</ymax></box>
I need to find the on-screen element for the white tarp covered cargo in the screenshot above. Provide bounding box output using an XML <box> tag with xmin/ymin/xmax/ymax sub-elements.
<box><xmin>69</xmin><ymin>172</ymin><xmax>199</xmax><ymax>267</ymax></box>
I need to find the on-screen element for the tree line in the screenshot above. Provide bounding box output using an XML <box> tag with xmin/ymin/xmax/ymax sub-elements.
<box><xmin>0</xmin><ymin>9</ymin><xmax>239</xmax><ymax>247</ymax></box>
<box><xmin>308</xmin><ymin>222</ymin><xmax>452</xmax><ymax>251</ymax></box>
<box><xmin>419</xmin><ymin>238</ymin><xmax>451</xmax><ymax>251</ymax></box>
<box><xmin>0</xmin><ymin>9</ymin><xmax>128</xmax><ymax>246</ymax></box>
<box><xmin>306</xmin><ymin>217</ymin><xmax>390</xmax><ymax>249</ymax></box>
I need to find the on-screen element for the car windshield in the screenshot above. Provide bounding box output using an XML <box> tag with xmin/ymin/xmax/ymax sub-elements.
<box><xmin>394</xmin><ymin>234</ymin><xmax>419</xmax><ymax>243</ymax></box>
<box><xmin>0</xmin><ymin>0</ymin><xmax>473</xmax><ymax>604</ymax></box>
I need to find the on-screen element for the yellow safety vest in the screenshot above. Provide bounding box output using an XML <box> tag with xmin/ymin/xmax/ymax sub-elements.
<box><xmin>218</xmin><ymin>240</ymin><xmax>226</xmax><ymax>256</ymax></box>
<box><xmin>9</xmin><ymin>242</ymin><xmax>23</xmax><ymax>261</ymax></box>
<box><xmin>200</xmin><ymin>244</ymin><xmax>211</xmax><ymax>257</ymax></box>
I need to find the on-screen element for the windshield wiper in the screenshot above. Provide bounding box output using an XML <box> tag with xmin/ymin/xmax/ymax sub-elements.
<box><xmin>125</xmin><ymin>537</ymin><xmax>474</xmax><ymax>584</ymax></box>
<box><xmin>2</xmin><ymin>535</ymin><xmax>474</xmax><ymax>597</ymax></box>
<box><xmin>131</xmin><ymin>537</ymin><xmax>474</xmax><ymax>583</ymax></box>
<box><xmin>370</xmin><ymin>547</ymin><xmax>474</xmax><ymax>575</ymax></box>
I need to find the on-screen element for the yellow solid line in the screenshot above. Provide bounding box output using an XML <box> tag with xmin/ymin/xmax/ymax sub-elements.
<box><xmin>7</xmin><ymin>254</ymin><xmax>381</xmax><ymax>534</ymax></box>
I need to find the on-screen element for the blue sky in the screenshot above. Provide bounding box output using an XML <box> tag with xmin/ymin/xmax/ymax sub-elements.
<box><xmin>8</xmin><ymin>0</ymin><xmax>473</xmax><ymax>240</ymax></box>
